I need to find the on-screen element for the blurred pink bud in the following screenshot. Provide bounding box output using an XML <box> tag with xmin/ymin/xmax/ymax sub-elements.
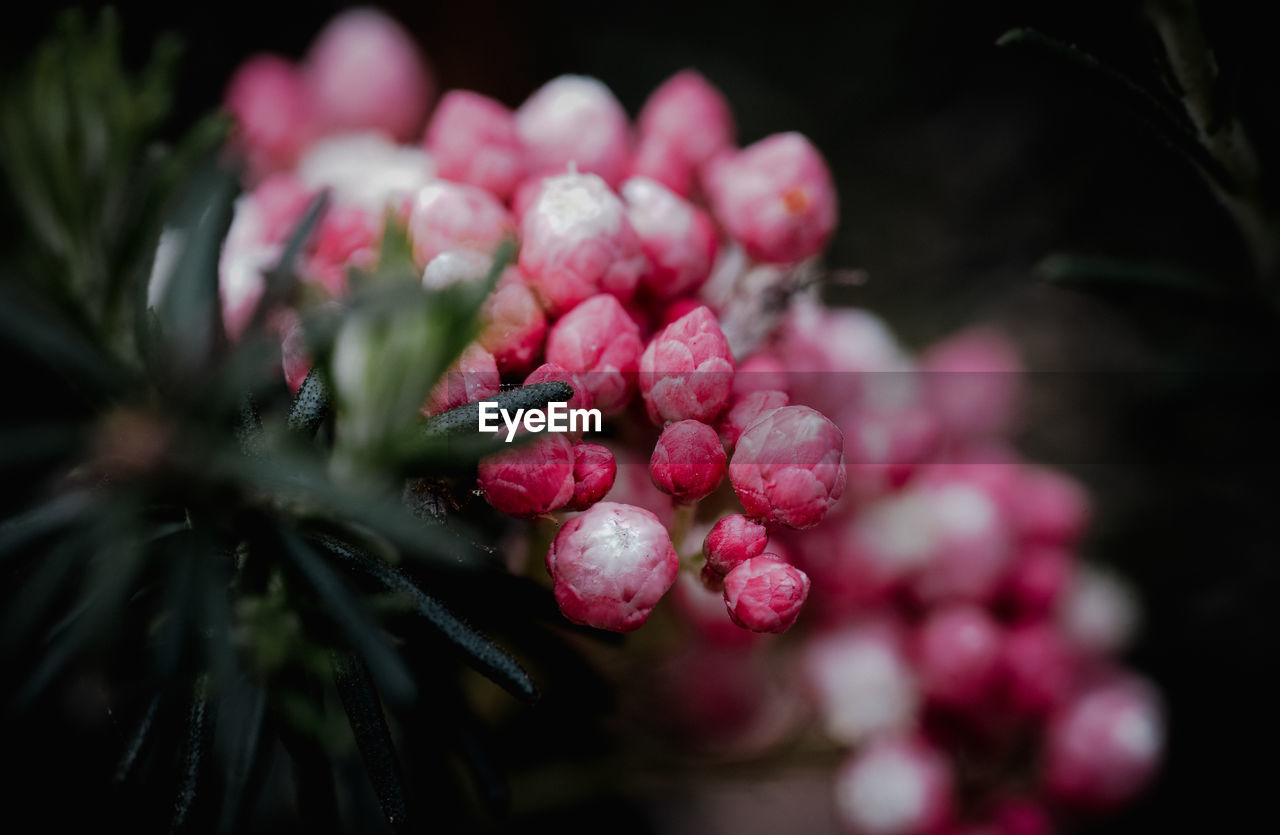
<box><xmin>705</xmin><ymin>132</ymin><xmax>837</xmax><ymax>264</ymax></box>
<box><xmin>477</xmin><ymin>267</ymin><xmax>547</xmax><ymax>374</ymax></box>
<box><xmin>718</xmin><ymin>389</ymin><xmax>788</xmax><ymax>451</ymax></box>
<box><xmin>638</xmin><ymin>306</ymin><xmax>735</xmax><ymax>425</ymax></box>
<box><xmin>565</xmin><ymin>443</ymin><xmax>617</xmax><ymax>512</ymax></box>
<box><xmin>515</xmin><ymin>75</ymin><xmax>631</xmax><ymax>187</ymax></box>
<box><xmin>425</xmin><ymin>90</ymin><xmax>526</xmax><ymax>201</ymax></box>
<box><xmin>723</xmin><ymin>554</ymin><xmax>810</xmax><ymax>633</ymax></box>
<box><xmin>650</xmin><ymin>420</ymin><xmax>727</xmax><ymax>503</ymax></box>
<box><xmin>1059</xmin><ymin>564</ymin><xmax>1140</xmax><ymax>656</ymax></box>
<box><xmin>546</xmin><ymin>501</ymin><xmax>679</xmax><ymax>631</ymax></box>
<box><xmin>658</xmin><ymin>297</ymin><xmax>704</xmax><ymax>330</ymax></box>
<box><xmin>921</xmin><ymin>328</ymin><xmax>1024</xmax><ymax>443</ymax></box>
<box><xmin>1012</xmin><ymin>465</ymin><xmax>1091</xmax><ymax>547</ymax></box>
<box><xmin>803</xmin><ymin>623</ymin><xmax>919</xmax><ymax>745</ymax></box>
<box><xmin>621</xmin><ymin>176</ymin><xmax>718</xmax><ymax>301</ymax></box>
<box><xmin>1000</xmin><ymin>545</ymin><xmax>1073</xmax><ymax>622</ymax></box>
<box><xmin>1000</xmin><ymin>622</ymin><xmax>1075</xmax><ymax>718</ymax></box>
<box><xmin>306</xmin><ymin>203</ymin><xmax>378</xmax><ymax>297</ymax></box>
<box><xmin>422</xmin><ymin>343</ymin><xmax>501</xmax><ymax>416</ymax></box>
<box><xmin>908</xmin><ymin>476</ymin><xmax>1015</xmax><ymax>606</ymax></box>
<box><xmin>280</xmin><ymin>314</ymin><xmax>312</xmax><ymax>394</ymax></box>
<box><xmin>523</xmin><ymin>362</ymin><xmax>593</xmax><ymax>412</ymax></box>
<box><xmin>704</xmin><ymin>513</ymin><xmax>769</xmax><ymax>576</ymax></box>
<box><xmin>834</xmin><ymin>735</ymin><xmax>955</xmax><ymax>835</ymax></box>
<box><xmin>729</xmin><ymin>405</ymin><xmax>846</xmax><ymax>530</ymax></box>
<box><xmin>519</xmin><ymin>171</ymin><xmax>646</xmax><ymax>315</ymax></box>
<box><xmin>544</xmin><ymin>294</ymin><xmax>643</xmax><ymax>414</ymax></box>
<box><xmin>1043</xmin><ymin>676</ymin><xmax>1164</xmax><ymax>811</ymax></box>
<box><xmin>296</xmin><ymin>132</ymin><xmax>434</xmax><ymax>214</ymax></box>
<box><xmin>989</xmin><ymin>797</ymin><xmax>1053</xmax><ymax>835</ymax></box>
<box><xmin>408</xmin><ymin>181</ymin><xmax>515</xmax><ymax>268</ymax></box>
<box><xmin>223</xmin><ymin>55</ymin><xmax>315</xmax><ymax>182</ymax></box>
<box><xmin>843</xmin><ymin>404</ymin><xmax>940</xmax><ymax>498</ymax></box>
<box><xmin>915</xmin><ymin>604</ymin><xmax>1004</xmax><ymax>710</ymax></box>
<box><xmin>639</xmin><ymin>70</ymin><xmax>734</xmax><ymax>169</ymax></box>
<box><xmin>478</xmin><ymin>433</ymin><xmax>575</xmax><ymax>518</ymax></box>
<box><xmin>303</xmin><ymin>8</ymin><xmax>434</xmax><ymax>142</ymax></box>
<box><xmin>733</xmin><ymin>353</ymin><xmax>791</xmax><ymax>397</ymax></box>
<box><xmin>628</xmin><ymin>133</ymin><xmax>695</xmax><ymax>197</ymax></box>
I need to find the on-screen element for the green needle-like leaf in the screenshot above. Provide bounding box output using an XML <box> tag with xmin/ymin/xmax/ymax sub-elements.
<box><xmin>172</xmin><ymin>675</ymin><xmax>214</xmax><ymax>833</ymax></box>
<box><xmin>288</xmin><ymin>367</ymin><xmax>333</xmax><ymax>438</ymax></box>
<box><xmin>332</xmin><ymin>652</ymin><xmax>412</xmax><ymax>833</ymax></box>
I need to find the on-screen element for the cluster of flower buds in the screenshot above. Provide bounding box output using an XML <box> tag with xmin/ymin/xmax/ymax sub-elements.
<box><xmin>219</xmin><ymin>8</ymin><xmax>1162</xmax><ymax>831</ymax></box>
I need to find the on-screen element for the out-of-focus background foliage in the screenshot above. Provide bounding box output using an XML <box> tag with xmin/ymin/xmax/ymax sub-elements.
<box><xmin>3</xmin><ymin>0</ymin><xmax>1277</xmax><ymax>831</ymax></box>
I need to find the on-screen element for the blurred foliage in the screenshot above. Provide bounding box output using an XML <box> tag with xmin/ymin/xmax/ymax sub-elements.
<box><xmin>0</xmin><ymin>11</ymin><xmax>585</xmax><ymax>833</ymax></box>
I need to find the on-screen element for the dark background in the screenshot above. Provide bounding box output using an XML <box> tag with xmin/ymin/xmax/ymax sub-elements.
<box><xmin>3</xmin><ymin>1</ymin><xmax>1278</xmax><ymax>831</ymax></box>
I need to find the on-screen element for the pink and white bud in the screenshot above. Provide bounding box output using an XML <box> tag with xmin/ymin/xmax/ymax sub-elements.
<box><xmin>921</xmin><ymin>328</ymin><xmax>1024</xmax><ymax>443</ymax></box>
<box><xmin>303</xmin><ymin>8</ymin><xmax>433</xmax><ymax>142</ymax></box>
<box><xmin>407</xmin><ymin>180</ymin><xmax>515</xmax><ymax>268</ymax></box>
<box><xmin>478</xmin><ymin>432</ymin><xmax>575</xmax><ymax>518</ymax></box>
<box><xmin>704</xmin><ymin>132</ymin><xmax>837</xmax><ymax>264</ymax></box>
<box><xmin>802</xmin><ymin>623</ymin><xmax>919</xmax><ymax>745</ymax></box>
<box><xmin>306</xmin><ymin>203</ymin><xmax>378</xmax><ymax>297</ymax></box>
<box><xmin>1011</xmin><ymin>465</ymin><xmax>1091</xmax><ymax>546</ymax></box>
<box><xmin>638</xmin><ymin>306</ymin><xmax>735</xmax><ymax>425</ymax></box>
<box><xmin>733</xmin><ymin>353</ymin><xmax>791</xmax><ymax>397</ymax></box>
<box><xmin>722</xmin><ymin>555</ymin><xmax>810</xmax><ymax>633</ymax></box>
<box><xmin>914</xmin><ymin>604</ymin><xmax>1004</xmax><ymax>710</ymax></box>
<box><xmin>637</xmin><ymin>70</ymin><xmax>735</xmax><ymax>175</ymax></box>
<box><xmin>523</xmin><ymin>362</ymin><xmax>593</xmax><ymax>413</ymax></box>
<box><xmin>1043</xmin><ymin>676</ymin><xmax>1164</xmax><ymax>811</ymax></box>
<box><xmin>422</xmin><ymin>343</ymin><xmax>501</xmax><ymax>416</ymax></box>
<box><xmin>518</xmin><ymin>171</ymin><xmax>646</xmax><ymax>315</ymax></box>
<box><xmin>628</xmin><ymin>133</ymin><xmax>694</xmax><ymax>197</ymax></box>
<box><xmin>834</xmin><ymin>735</ymin><xmax>955</xmax><ymax>835</ymax></box>
<box><xmin>223</xmin><ymin>54</ymin><xmax>315</xmax><ymax>182</ymax></box>
<box><xmin>545</xmin><ymin>501</ymin><xmax>679</xmax><ymax>631</ymax></box>
<box><xmin>544</xmin><ymin>294</ymin><xmax>642</xmax><ymax>414</ymax></box>
<box><xmin>474</xmin><ymin>267</ymin><xmax>548</xmax><ymax>374</ymax></box>
<box><xmin>704</xmin><ymin>513</ymin><xmax>769</xmax><ymax>576</ymax></box>
<box><xmin>296</xmin><ymin>132</ymin><xmax>434</xmax><ymax>214</ymax></box>
<box><xmin>515</xmin><ymin>75</ymin><xmax>631</xmax><ymax>187</ymax></box>
<box><xmin>425</xmin><ymin>90</ymin><xmax>525</xmax><ymax>201</ymax></box>
<box><xmin>910</xmin><ymin>477</ymin><xmax>1015</xmax><ymax>606</ymax></box>
<box><xmin>565</xmin><ymin>443</ymin><xmax>617</xmax><ymax>512</ymax></box>
<box><xmin>1000</xmin><ymin>622</ymin><xmax>1075</xmax><ymax>718</ymax></box>
<box><xmin>842</xmin><ymin>404</ymin><xmax>940</xmax><ymax>498</ymax></box>
<box><xmin>1059</xmin><ymin>564</ymin><xmax>1141</xmax><ymax>656</ymax></box>
<box><xmin>621</xmin><ymin>176</ymin><xmax>718</xmax><ymax>301</ymax></box>
<box><xmin>729</xmin><ymin>405</ymin><xmax>846</xmax><ymax>530</ymax></box>
<box><xmin>650</xmin><ymin>420</ymin><xmax>727</xmax><ymax>503</ymax></box>
<box><xmin>718</xmin><ymin>389</ymin><xmax>788</xmax><ymax>451</ymax></box>
<box><xmin>1000</xmin><ymin>545</ymin><xmax>1073</xmax><ymax>621</ymax></box>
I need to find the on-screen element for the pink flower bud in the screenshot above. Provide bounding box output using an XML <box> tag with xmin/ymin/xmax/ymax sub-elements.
<box><xmin>834</xmin><ymin>735</ymin><xmax>955</xmax><ymax>835</ymax></box>
<box><xmin>621</xmin><ymin>176</ymin><xmax>718</xmax><ymax>301</ymax></box>
<box><xmin>515</xmin><ymin>75</ymin><xmax>631</xmax><ymax>187</ymax></box>
<box><xmin>425</xmin><ymin>90</ymin><xmax>525</xmax><ymax>201</ymax></box>
<box><xmin>1000</xmin><ymin>545</ymin><xmax>1073</xmax><ymax>621</ymax></box>
<box><xmin>306</xmin><ymin>203</ymin><xmax>378</xmax><ymax>297</ymax></box>
<box><xmin>658</xmin><ymin>297</ymin><xmax>704</xmax><ymax>330</ymax></box>
<box><xmin>842</xmin><ymin>404</ymin><xmax>940</xmax><ymax>498</ymax></box>
<box><xmin>518</xmin><ymin>171</ymin><xmax>646</xmax><ymax>315</ymax></box>
<box><xmin>637</xmin><ymin>70</ymin><xmax>735</xmax><ymax>172</ymax></box>
<box><xmin>921</xmin><ymin>328</ymin><xmax>1024</xmax><ymax>443</ymax></box>
<box><xmin>803</xmin><ymin>622</ymin><xmax>919</xmax><ymax>744</ymax></box>
<box><xmin>545</xmin><ymin>501</ymin><xmax>679</xmax><ymax>631</ymax></box>
<box><xmin>303</xmin><ymin>8</ymin><xmax>434</xmax><ymax>142</ymax></box>
<box><xmin>704</xmin><ymin>132</ymin><xmax>837</xmax><ymax>264</ymax></box>
<box><xmin>1043</xmin><ymin>676</ymin><xmax>1164</xmax><ymax>810</ymax></box>
<box><xmin>523</xmin><ymin>362</ymin><xmax>592</xmax><ymax>412</ymax></box>
<box><xmin>638</xmin><ymin>306</ymin><xmax>735</xmax><ymax>425</ymax></box>
<box><xmin>223</xmin><ymin>55</ymin><xmax>315</xmax><ymax>182</ymax></box>
<box><xmin>478</xmin><ymin>433</ymin><xmax>575</xmax><ymax>518</ymax></box>
<box><xmin>649</xmin><ymin>420</ymin><xmax>727</xmax><ymax>503</ymax></box>
<box><xmin>280</xmin><ymin>313</ymin><xmax>312</xmax><ymax>394</ymax></box>
<box><xmin>1059</xmin><ymin>564</ymin><xmax>1140</xmax><ymax>656</ymax></box>
<box><xmin>1000</xmin><ymin>622</ymin><xmax>1075</xmax><ymax>718</ymax></box>
<box><xmin>914</xmin><ymin>604</ymin><xmax>1004</xmax><ymax>710</ymax></box>
<box><xmin>729</xmin><ymin>405</ymin><xmax>846</xmax><ymax>530</ymax></box>
<box><xmin>733</xmin><ymin>353</ymin><xmax>791</xmax><ymax>397</ymax></box>
<box><xmin>296</xmin><ymin>132</ymin><xmax>434</xmax><ymax>214</ymax></box>
<box><xmin>908</xmin><ymin>476</ymin><xmax>1015</xmax><ymax>606</ymax></box>
<box><xmin>628</xmin><ymin>133</ymin><xmax>694</xmax><ymax>197</ymax></box>
<box><xmin>704</xmin><ymin>514</ymin><xmax>769</xmax><ymax>576</ymax></box>
<box><xmin>477</xmin><ymin>268</ymin><xmax>547</xmax><ymax>374</ymax></box>
<box><xmin>565</xmin><ymin>443</ymin><xmax>617</xmax><ymax>512</ymax></box>
<box><xmin>718</xmin><ymin>389</ymin><xmax>788</xmax><ymax>451</ymax></box>
<box><xmin>422</xmin><ymin>343</ymin><xmax>501</xmax><ymax>416</ymax></box>
<box><xmin>1011</xmin><ymin>465</ymin><xmax>1091</xmax><ymax>546</ymax></box>
<box><xmin>407</xmin><ymin>181</ymin><xmax>515</xmax><ymax>268</ymax></box>
<box><xmin>722</xmin><ymin>555</ymin><xmax>810</xmax><ymax>633</ymax></box>
<box><xmin>544</xmin><ymin>294</ymin><xmax>642</xmax><ymax>414</ymax></box>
